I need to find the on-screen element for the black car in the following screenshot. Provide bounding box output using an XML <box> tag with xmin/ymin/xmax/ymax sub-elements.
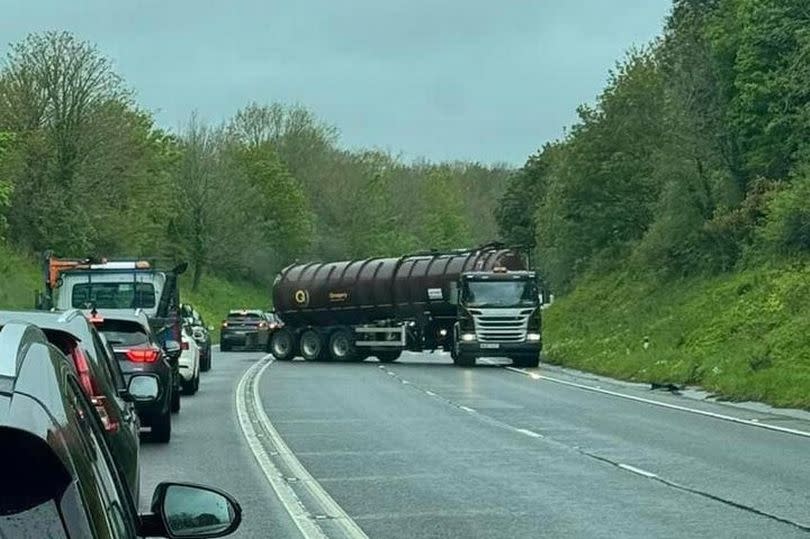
<box><xmin>0</xmin><ymin>309</ymin><xmax>142</xmax><ymax>503</ymax></box>
<box><xmin>0</xmin><ymin>321</ymin><xmax>242</xmax><ymax>538</ymax></box>
<box><xmin>91</xmin><ymin>310</ymin><xmax>180</xmax><ymax>443</ymax></box>
<box><xmin>220</xmin><ymin>309</ymin><xmax>271</xmax><ymax>351</ymax></box>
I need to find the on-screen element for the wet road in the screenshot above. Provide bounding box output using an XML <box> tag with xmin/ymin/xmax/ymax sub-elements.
<box><xmin>142</xmin><ymin>349</ymin><xmax>810</xmax><ymax>538</ymax></box>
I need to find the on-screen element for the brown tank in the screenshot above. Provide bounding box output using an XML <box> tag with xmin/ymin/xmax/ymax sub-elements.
<box><xmin>273</xmin><ymin>245</ymin><xmax>526</xmax><ymax>327</ymax></box>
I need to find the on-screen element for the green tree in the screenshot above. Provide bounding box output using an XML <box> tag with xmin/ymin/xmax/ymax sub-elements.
<box><xmin>420</xmin><ymin>168</ymin><xmax>472</xmax><ymax>250</ymax></box>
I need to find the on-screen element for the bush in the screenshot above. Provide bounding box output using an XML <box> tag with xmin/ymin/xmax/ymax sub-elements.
<box><xmin>761</xmin><ymin>175</ymin><xmax>810</xmax><ymax>255</ymax></box>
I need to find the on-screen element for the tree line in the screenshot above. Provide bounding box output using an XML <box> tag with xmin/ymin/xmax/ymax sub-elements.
<box><xmin>497</xmin><ymin>0</ymin><xmax>810</xmax><ymax>293</ymax></box>
<box><xmin>0</xmin><ymin>32</ymin><xmax>510</xmax><ymax>290</ymax></box>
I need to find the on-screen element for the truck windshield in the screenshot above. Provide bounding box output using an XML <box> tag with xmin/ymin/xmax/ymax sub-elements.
<box><xmin>462</xmin><ymin>280</ymin><xmax>537</xmax><ymax>308</ymax></box>
<box><xmin>71</xmin><ymin>282</ymin><xmax>156</xmax><ymax>309</ymax></box>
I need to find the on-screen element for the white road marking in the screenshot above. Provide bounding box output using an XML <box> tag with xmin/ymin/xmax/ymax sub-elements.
<box><xmin>237</xmin><ymin>357</ymin><xmax>370</xmax><ymax>539</ymax></box>
<box><xmin>515</xmin><ymin>428</ymin><xmax>543</xmax><ymax>438</ymax></box>
<box><xmin>618</xmin><ymin>463</ymin><xmax>658</xmax><ymax>479</ymax></box>
<box><xmin>236</xmin><ymin>358</ymin><xmax>325</xmax><ymax>539</ymax></box>
<box><xmin>424</xmin><ymin>390</ymin><xmax>437</xmax><ymax>396</ymax></box>
<box><xmin>505</xmin><ymin>366</ymin><xmax>810</xmax><ymax>439</ymax></box>
<box><xmin>459</xmin><ymin>405</ymin><xmax>476</xmax><ymax>413</ymax></box>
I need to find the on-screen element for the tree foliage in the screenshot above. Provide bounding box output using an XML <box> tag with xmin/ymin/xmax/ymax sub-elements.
<box><xmin>0</xmin><ymin>32</ymin><xmax>510</xmax><ymax>287</ymax></box>
<box><xmin>498</xmin><ymin>0</ymin><xmax>810</xmax><ymax>293</ymax></box>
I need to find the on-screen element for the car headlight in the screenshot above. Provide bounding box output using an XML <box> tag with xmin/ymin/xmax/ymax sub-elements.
<box><xmin>526</xmin><ymin>333</ymin><xmax>541</xmax><ymax>342</ymax></box>
<box><xmin>461</xmin><ymin>333</ymin><xmax>476</xmax><ymax>342</ymax></box>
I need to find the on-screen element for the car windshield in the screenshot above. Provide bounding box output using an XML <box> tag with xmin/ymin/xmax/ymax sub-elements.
<box><xmin>462</xmin><ymin>280</ymin><xmax>537</xmax><ymax>308</ymax></box>
<box><xmin>227</xmin><ymin>313</ymin><xmax>262</xmax><ymax>321</ymax></box>
<box><xmin>71</xmin><ymin>282</ymin><xmax>156</xmax><ymax>309</ymax></box>
<box><xmin>97</xmin><ymin>320</ymin><xmax>150</xmax><ymax>347</ymax></box>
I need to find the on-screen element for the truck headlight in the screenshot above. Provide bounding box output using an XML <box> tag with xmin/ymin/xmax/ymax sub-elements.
<box><xmin>526</xmin><ymin>333</ymin><xmax>541</xmax><ymax>342</ymax></box>
<box><xmin>461</xmin><ymin>333</ymin><xmax>476</xmax><ymax>342</ymax></box>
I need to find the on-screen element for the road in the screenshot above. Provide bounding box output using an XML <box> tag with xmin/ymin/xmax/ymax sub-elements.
<box><xmin>142</xmin><ymin>348</ymin><xmax>810</xmax><ymax>538</ymax></box>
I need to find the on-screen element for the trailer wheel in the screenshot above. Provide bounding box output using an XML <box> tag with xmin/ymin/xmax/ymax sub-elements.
<box><xmin>376</xmin><ymin>351</ymin><xmax>401</xmax><ymax>363</ymax></box>
<box><xmin>328</xmin><ymin>329</ymin><xmax>357</xmax><ymax>361</ymax></box>
<box><xmin>300</xmin><ymin>330</ymin><xmax>324</xmax><ymax>361</ymax></box>
<box><xmin>270</xmin><ymin>328</ymin><xmax>296</xmax><ymax>361</ymax></box>
<box><xmin>453</xmin><ymin>353</ymin><xmax>475</xmax><ymax>367</ymax></box>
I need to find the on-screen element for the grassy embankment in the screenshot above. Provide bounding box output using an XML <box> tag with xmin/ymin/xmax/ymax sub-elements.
<box><xmin>0</xmin><ymin>243</ymin><xmax>269</xmax><ymax>343</ymax></box>
<box><xmin>544</xmin><ymin>261</ymin><xmax>810</xmax><ymax>409</ymax></box>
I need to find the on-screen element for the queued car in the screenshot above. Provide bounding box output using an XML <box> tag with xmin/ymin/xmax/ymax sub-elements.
<box><xmin>220</xmin><ymin>309</ymin><xmax>273</xmax><ymax>351</ymax></box>
<box><xmin>0</xmin><ymin>309</ymin><xmax>143</xmax><ymax>503</ymax></box>
<box><xmin>181</xmin><ymin>304</ymin><xmax>213</xmax><ymax>371</ymax></box>
<box><xmin>179</xmin><ymin>325</ymin><xmax>201</xmax><ymax>395</ymax></box>
<box><xmin>0</xmin><ymin>321</ymin><xmax>242</xmax><ymax>538</ymax></box>
<box><xmin>90</xmin><ymin>310</ymin><xmax>180</xmax><ymax>443</ymax></box>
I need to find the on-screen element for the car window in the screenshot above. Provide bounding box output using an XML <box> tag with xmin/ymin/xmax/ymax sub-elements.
<box><xmin>93</xmin><ymin>331</ymin><xmax>126</xmax><ymax>391</ymax></box>
<box><xmin>97</xmin><ymin>320</ymin><xmax>151</xmax><ymax>347</ymax></box>
<box><xmin>72</xmin><ymin>281</ymin><xmax>156</xmax><ymax>309</ymax></box>
<box><xmin>227</xmin><ymin>312</ymin><xmax>262</xmax><ymax>320</ymax></box>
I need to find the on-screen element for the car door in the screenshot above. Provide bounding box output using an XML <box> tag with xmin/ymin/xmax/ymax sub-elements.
<box><xmin>66</xmin><ymin>376</ymin><xmax>140</xmax><ymax>538</ymax></box>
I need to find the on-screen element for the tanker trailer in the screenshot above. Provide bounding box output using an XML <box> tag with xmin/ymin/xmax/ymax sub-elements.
<box><xmin>268</xmin><ymin>244</ymin><xmax>543</xmax><ymax>367</ymax></box>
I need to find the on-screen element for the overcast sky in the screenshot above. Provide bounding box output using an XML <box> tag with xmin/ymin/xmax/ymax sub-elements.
<box><xmin>2</xmin><ymin>1</ymin><xmax>671</xmax><ymax>165</ymax></box>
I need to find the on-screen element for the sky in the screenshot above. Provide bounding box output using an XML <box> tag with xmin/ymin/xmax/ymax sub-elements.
<box><xmin>1</xmin><ymin>0</ymin><xmax>672</xmax><ymax>166</ymax></box>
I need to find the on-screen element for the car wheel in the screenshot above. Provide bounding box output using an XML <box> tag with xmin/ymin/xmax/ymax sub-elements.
<box><xmin>151</xmin><ymin>412</ymin><xmax>171</xmax><ymax>443</ymax></box>
<box><xmin>171</xmin><ymin>387</ymin><xmax>181</xmax><ymax>413</ymax></box>
<box><xmin>270</xmin><ymin>328</ymin><xmax>296</xmax><ymax>361</ymax></box>
<box><xmin>300</xmin><ymin>329</ymin><xmax>324</xmax><ymax>361</ymax></box>
<box><xmin>201</xmin><ymin>347</ymin><xmax>212</xmax><ymax>372</ymax></box>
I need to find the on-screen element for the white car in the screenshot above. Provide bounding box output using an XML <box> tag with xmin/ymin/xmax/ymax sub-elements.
<box><xmin>179</xmin><ymin>326</ymin><xmax>201</xmax><ymax>395</ymax></box>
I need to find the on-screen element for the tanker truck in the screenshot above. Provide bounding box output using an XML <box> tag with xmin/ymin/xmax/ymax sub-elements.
<box><xmin>268</xmin><ymin>244</ymin><xmax>543</xmax><ymax>367</ymax></box>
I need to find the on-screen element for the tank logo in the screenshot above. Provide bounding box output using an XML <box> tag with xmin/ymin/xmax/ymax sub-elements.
<box><xmin>293</xmin><ymin>289</ymin><xmax>309</xmax><ymax>307</ymax></box>
<box><xmin>329</xmin><ymin>291</ymin><xmax>349</xmax><ymax>302</ymax></box>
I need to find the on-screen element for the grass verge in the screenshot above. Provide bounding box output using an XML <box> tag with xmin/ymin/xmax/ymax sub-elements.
<box><xmin>0</xmin><ymin>243</ymin><xmax>41</xmax><ymax>309</ymax></box>
<box><xmin>543</xmin><ymin>261</ymin><xmax>810</xmax><ymax>410</ymax></box>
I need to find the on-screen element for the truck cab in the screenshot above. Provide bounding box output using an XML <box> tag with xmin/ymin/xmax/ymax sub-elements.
<box><xmin>452</xmin><ymin>269</ymin><xmax>542</xmax><ymax>367</ymax></box>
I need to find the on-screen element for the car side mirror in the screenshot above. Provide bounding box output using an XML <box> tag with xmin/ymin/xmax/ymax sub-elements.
<box><xmin>140</xmin><ymin>482</ymin><xmax>242</xmax><ymax>538</ymax></box>
<box><xmin>128</xmin><ymin>374</ymin><xmax>159</xmax><ymax>402</ymax></box>
<box><xmin>163</xmin><ymin>339</ymin><xmax>182</xmax><ymax>360</ymax></box>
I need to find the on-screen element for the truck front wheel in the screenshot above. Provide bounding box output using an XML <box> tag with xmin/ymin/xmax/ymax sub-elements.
<box><xmin>328</xmin><ymin>329</ymin><xmax>357</xmax><ymax>361</ymax></box>
<box><xmin>300</xmin><ymin>330</ymin><xmax>324</xmax><ymax>361</ymax></box>
<box><xmin>270</xmin><ymin>328</ymin><xmax>296</xmax><ymax>361</ymax></box>
<box><xmin>512</xmin><ymin>356</ymin><xmax>540</xmax><ymax>369</ymax></box>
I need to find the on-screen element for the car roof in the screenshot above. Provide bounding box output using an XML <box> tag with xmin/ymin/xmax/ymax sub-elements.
<box><xmin>0</xmin><ymin>322</ymin><xmax>74</xmax><ymax>444</ymax></box>
<box><xmin>0</xmin><ymin>309</ymin><xmax>93</xmax><ymax>342</ymax></box>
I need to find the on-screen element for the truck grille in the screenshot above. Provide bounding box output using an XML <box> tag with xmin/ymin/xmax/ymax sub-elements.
<box><xmin>470</xmin><ymin>308</ymin><xmax>533</xmax><ymax>342</ymax></box>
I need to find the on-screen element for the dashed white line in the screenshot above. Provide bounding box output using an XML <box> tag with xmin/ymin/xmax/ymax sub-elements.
<box><xmin>459</xmin><ymin>405</ymin><xmax>476</xmax><ymax>413</ymax></box>
<box><xmin>505</xmin><ymin>367</ymin><xmax>810</xmax><ymax>439</ymax></box>
<box><xmin>515</xmin><ymin>428</ymin><xmax>543</xmax><ymax>439</ymax></box>
<box><xmin>425</xmin><ymin>390</ymin><xmax>437</xmax><ymax>397</ymax></box>
<box><xmin>618</xmin><ymin>463</ymin><xmax>658</xmax><ymax>479</ymax></box>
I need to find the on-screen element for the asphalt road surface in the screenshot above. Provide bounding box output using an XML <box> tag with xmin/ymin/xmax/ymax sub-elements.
<box><xmin>141</xmin><ymin>348</ymin><xmax>810</xmax><ymax>538</ymax></box>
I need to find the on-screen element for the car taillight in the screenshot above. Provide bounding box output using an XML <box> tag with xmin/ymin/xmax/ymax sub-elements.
<box><xmin>125</xmin><ymin>348</ymin><xmax>160</xmax><ymax>363</ymax></box>
<box><xmin>181</xmin><ymin>341</ymin><xmax>189</xmax><ymax>350</ymax></box>
<box><xmin>72</xmin><ymin>347</ymin><xmax>96</xmax><ymax>397</ymax></box>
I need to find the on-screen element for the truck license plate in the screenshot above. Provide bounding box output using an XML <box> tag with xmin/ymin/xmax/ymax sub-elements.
<box><xmin>480</xmin><ymin>343</ymin><xmax>500</xmax><ymax>349</ymax></box>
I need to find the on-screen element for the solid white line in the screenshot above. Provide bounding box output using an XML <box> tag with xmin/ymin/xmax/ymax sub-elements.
<box><xmin>250</xmin><ymin>360</ymin><xmax>370</xmax><ymax>539</ymax></box>
<box><xmin>515</xmin><ymin>428</ymin><xmax>543</xmax><ymax>438</ymax></box>
<box><xmin>505</xmin><ymin>367</ymin><xmax>810</xmax><ymax>439</ymax></box>
<box><xmin>235</xmin><ymin>359</ymin><xmax>326</xmax><ymax>539</ymax></box>
<box><xmin>618</xmin><ymin>463</ymin><xmax>658</xmax><ymax>479</ymax></box>
<box><xmin>459</xmin><ymin>405</ymin><xmax>476</xmax><ymax>413</ymax></box>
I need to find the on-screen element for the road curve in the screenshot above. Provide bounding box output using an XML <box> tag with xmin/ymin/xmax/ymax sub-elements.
<box><xmin>143</xmin><ymin>349</ymin><xmax>810</xmax><ymax>538</ymax></box>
